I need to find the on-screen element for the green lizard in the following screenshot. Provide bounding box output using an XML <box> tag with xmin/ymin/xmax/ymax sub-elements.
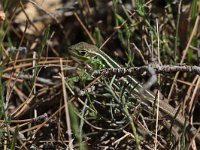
<box><xmin>68</xmin><ymin>42</ymin><xmax>200</xmax><ymax>143</ymax></box>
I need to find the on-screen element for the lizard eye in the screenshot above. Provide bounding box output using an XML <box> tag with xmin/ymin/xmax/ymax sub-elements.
<box><xmin>80</xmin><ymin>50</ymin><xmax>86</xmax><ymax>55</ymax></box>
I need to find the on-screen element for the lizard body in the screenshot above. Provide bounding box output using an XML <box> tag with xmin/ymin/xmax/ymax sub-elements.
<box><xmin>68</xmin><ymin>42</ymin><xmax>200</xmax><ymax>143</ymax></box>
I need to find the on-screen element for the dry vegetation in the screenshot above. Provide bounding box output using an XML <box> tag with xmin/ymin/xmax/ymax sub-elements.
<box><xmin>0</xmin><ymin>0</ymin><xmax>200</xmax><ymax>149</ymax></box>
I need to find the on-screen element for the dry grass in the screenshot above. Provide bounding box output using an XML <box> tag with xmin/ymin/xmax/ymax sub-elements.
<box><xmin>0</xmin><ymin>0</ymin><xmax>200</xmax><ymax>149</ymax></box>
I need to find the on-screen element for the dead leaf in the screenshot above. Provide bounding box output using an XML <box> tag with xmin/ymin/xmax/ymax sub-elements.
<box><xmin>14</xmin><ymin>0</ymin><xmax>62</xmax><ymax>35</ymax></box>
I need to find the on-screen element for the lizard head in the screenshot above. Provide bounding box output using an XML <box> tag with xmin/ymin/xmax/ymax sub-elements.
<box><xmin>68</xmin><ymin>42</ymin><xmax>98</xmax><ymax>62</ymax></box>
